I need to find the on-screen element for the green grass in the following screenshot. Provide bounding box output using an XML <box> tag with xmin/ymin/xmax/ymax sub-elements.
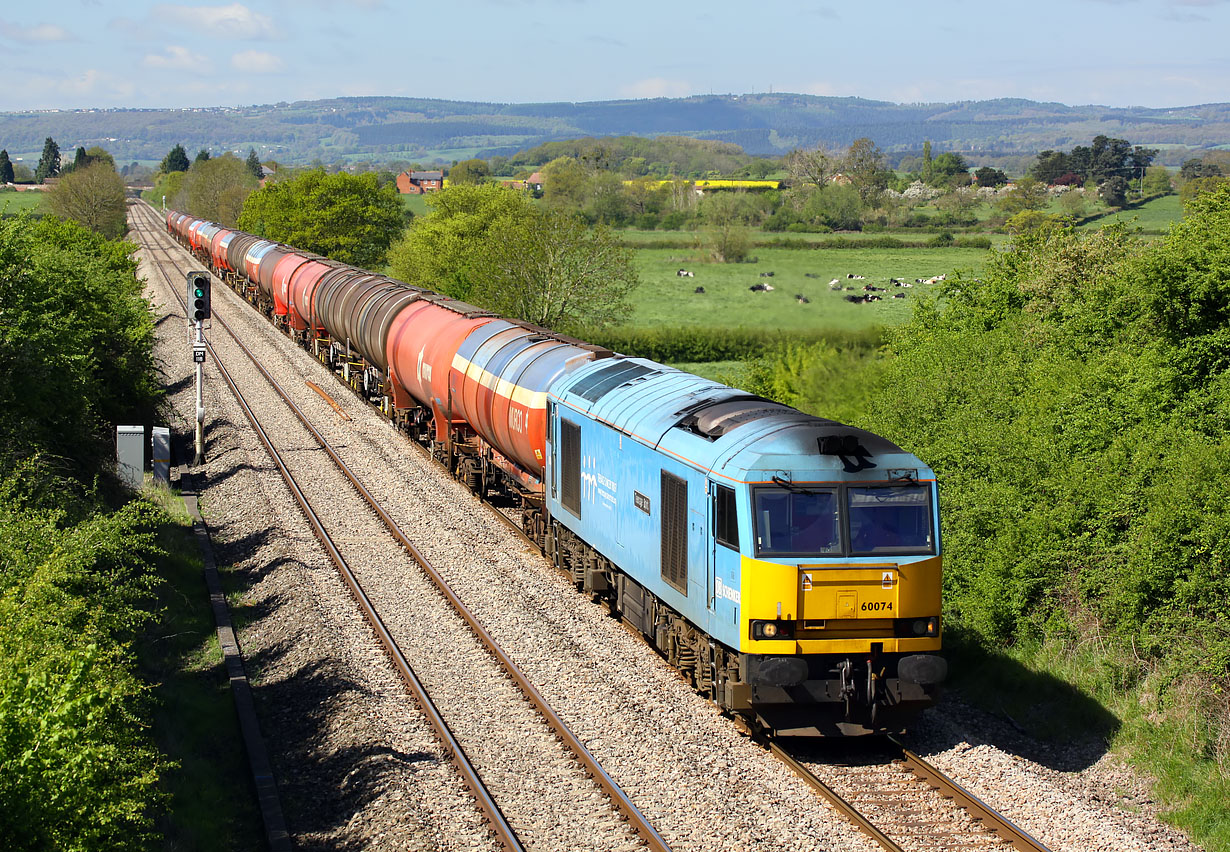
<box><xmin>1079</xmin><ymin>193</ymin><xmax>1184</xmax><ymax>233</ymax></box>
<box><xmin>947</xmin><ymin>629</ymin><xmax>1230</xmax><ymax>852</ymax></box>
<box><xmin>628</xmin><ymin>245</ymin><xmax>987</xmax><ymax>331</ymax></box>
<box><xmin>400</xmin><ymin>193</ymin><xmax>430</xmax><ymax>217</ymax></box>
<box><xmin>0</xmin><ymin>190</ymin><xmax>46</xmax><ymax>214</ymax></box>
<box><xmin>139</xmin><ymin>485</ymin><xmax>265</xmax><ymax>851</ymax></box>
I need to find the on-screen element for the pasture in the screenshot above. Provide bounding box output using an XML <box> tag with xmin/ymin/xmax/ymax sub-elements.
<box><xmin>0</xmin><ymin>190</ymin><xmax>45</xmax><ymax>215</ymax></box>
<box><xmin>1078</xmin><ymin>193</ymin><xmax>1183</xmax><ymax>234</ymax></box>
<box><xmin>628</xmin><ymin>245</ymin><xmax>988</xmax><ymax>332</ymax></box>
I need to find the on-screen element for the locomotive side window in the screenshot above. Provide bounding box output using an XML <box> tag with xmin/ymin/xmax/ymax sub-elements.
<box><xmin>660</xmin><ymin>471</ymin><xmax>688</xmax><ymax>594</ymax></box>
<box><xmin>754</xmin><ymin>488</ymin><xmax>841</xmax><ymax>557</ymax></box>
<box><xmin>560</xmin><ymin>418</ymin><xmax>581</xmax><ymax>518</ymax></box>
<box><xmin>714</xmin><ymin>484</ymin><xmax>739</xmax><ymax>550</ymax></box>
<box><xmin>848</xmin><ymin>485</ymin><xmax>933</xmax><ymax>555</ymax></box>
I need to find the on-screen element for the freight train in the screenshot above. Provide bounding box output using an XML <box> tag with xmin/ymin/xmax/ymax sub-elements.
<box><xmin>166</xmin><ymin>208</ymin><xmax>946</xmax><ymax>736</ymax></box>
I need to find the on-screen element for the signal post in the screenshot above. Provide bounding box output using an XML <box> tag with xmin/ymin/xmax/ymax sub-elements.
<box><xmin>187</xmin><ymin>271</ymin><xmax>211</xmax><ymax>466</ymax></box>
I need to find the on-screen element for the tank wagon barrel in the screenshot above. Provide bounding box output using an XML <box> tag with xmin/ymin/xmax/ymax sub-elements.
<box><xmin>166</xmin><ymin>209</ymin><xmax>946</xmax><ymax>736</ymax></box>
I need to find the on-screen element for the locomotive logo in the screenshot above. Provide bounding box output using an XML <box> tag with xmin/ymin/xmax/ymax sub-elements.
<box><xmin>581</xmin><ymin>455</ymin><xmax>617</xmax><ymax>508</ymax></box>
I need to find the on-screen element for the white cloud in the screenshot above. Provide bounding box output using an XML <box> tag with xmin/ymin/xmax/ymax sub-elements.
<box><xmin>143</xmin><ymin>45</ymin><xmax>211</xmax><ymax>71</ymax></box>
<box><xmin>154</xmin><ymin>3</ymin><xmax>277</xmax><ymax>40</ymax></box>
<box><xmin>231</xmin><ymin>50</ymin><xmax>284</xmax><ymax>72</ymax></box>
<box><xmin>618</xmin><ymin>77</ymin><xmax>692</xmax><ymax>98</ymax></box>
<box><xmin>0</xmin><ymin>21</ymin><xmax>75</xmax><ymax>42</ymax></box>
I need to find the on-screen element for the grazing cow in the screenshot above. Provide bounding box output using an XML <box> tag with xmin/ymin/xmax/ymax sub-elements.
<box><xmin>829</xmin><ymin>279</ymin><xmax>843</xmax><ymax>290</ymax></box>
<box><xmin>863</xmin><ymin>284</ymin><xmax>885</xmax><ymax>292</ymax></box>
<box><xmin>847</xmin><ymin>273</ymin><xmax>866</xmax><ymax>280</ymax></box>
<box><xmin>676</xmin><ymin>269</ymin><xmax>694</xmax><ymax>278</ymax></box>
<box><xmin>796</xmin><ymin>294</ymin><xmax>810</xmax><ymax>304</ymax></box>
<box><xmin>844</xmin><ymin>294</ymin><xmax>867</xmax><ymax>303</ymax></box>
<box><xmin>750</xmin><ymin>283</ymin><xmax>767</xmax><ymax>292</ymax></box>
<box><xmin>892</xmin><ymin>293</ymin><xmax>906</xmax><ymax>299</ymax></box>
<box><xmin>694</xmin><ymin>286</ymin><xmax>705</xmax><ymax>294</ymax></box>
<box><xmin>759</xmin><ymin>271</ymin><xmax>775</xmax><ymax>277</ymax></box>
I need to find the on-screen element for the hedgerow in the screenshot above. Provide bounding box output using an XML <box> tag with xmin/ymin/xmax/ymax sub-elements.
<box><xmin>0</xmin><ymin>215</ymin><xmax>167</xmax><ymax>849</ymax></box>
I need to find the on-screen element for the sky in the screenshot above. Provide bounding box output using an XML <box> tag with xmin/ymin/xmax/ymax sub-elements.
<box><xmin>1</xmin><ymin>0</ymin><xmax>1227</xmax><ymax>111</ymax></box>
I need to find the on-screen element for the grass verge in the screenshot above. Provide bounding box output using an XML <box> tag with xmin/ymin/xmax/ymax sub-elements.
<box><xmin>945</xmin><ymin>628</ymin><xmax>1230</xmax><ymax>851</ymax></box>
<box><xmin>139</xmin><ymin>484</ymin><xmax>265</xmax><ymax>851</ymax></box>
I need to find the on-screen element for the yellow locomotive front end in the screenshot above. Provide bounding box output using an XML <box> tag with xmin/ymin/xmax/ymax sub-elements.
<box><xmin>730</xmin><ymin>475</ymin><xmax>947</xmax><ymax>736</ymax></box>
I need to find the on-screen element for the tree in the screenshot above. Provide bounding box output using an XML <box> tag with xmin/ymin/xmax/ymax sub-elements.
<box><xmin>44</xmin><ymin>162</ymin><xmax>128</xmax><ymax>239</ymax></box>
<box><xmin>244</xmin><ymin>148</ymin><xmax>263</xmax><ymax>181</ymax></box>
<box><xmin>541</xmin><ymin>156</ymin><xmax>589</xmax><ymax>212</ymax></box>
<box><xmin>1100</xmin><ymin>175</ymin><xmax>1130</xmax><ymax>207</ymax></box>
<box><xmin>238</xmin><ymin>168</ymin><xmax>403</xmax><ymax>268</ymax></box>
<box><xmin>1031</xmin><ymin>150</ymin><xmax>1070</xmax><ymax>184</ymax></box>
<box><xmin>0</xmin><ymin>150</ymin><xmax>13</xmax><ymax>185</ymax></box>
<box><xmin>34</xmin><ymin>137</ymin><xmax>60</xmax><ymax>184</ymax></box>
<box><xmin>448</xmin><ymin>158</ymin><xmax>490</xmax><ymax>186</ymax></box>
<box><xmin>841</xmin><ymin>138</ymin><xmax>891</xmax><ymax>205</ymax></box>
<box><xmin>701</xmin><ymin>191</ymin><xmax>753</xmax><ymax>263</ymax></box>
<box><xmin>182</xmin><ymin>153</ymin><xmax>257</xmax><ymax>226</ymax></box>
<box><xmin>194</xmin><ymin>149</ymin><xmax>211</xmax><ymax>164</ymax></box>
<box><xmin>975</xmin><ymin>166</ymin><xmax>1008</xmax><ymax>188</ymax></box>
<box><xmin>160</xmin><ymin>144</ymin><xmax>190</xmax><ymax>174</ymax></box>
<box><xmin>67</xmin><ymin>146</ymin><xmax>88</xmax><ymax>174</ymax></box>
<box><xmin>785</xmin><ymin>146</ymin><xmax>836</xmax><ymax>186</ymax></box>
<box><xmin>1142</xmin><ymin>166</ymin><xmax>1172</xmax><ymax>197</ymax></box>
<box><xmin>470</xmin><ymin>208</ymin><xmax>637</xmax><ymax>332</ymax></box>
<box><xmin>387</xmin><ymin>183</ymin><xmax>534</xmax><ymax>301</ymax></box>
<box><xmin>996</xmin><ymin>177</ymin><xmax>1048</xmax><ymax>215</ymax></box>
<box><xmin>928</xmin><ymin>152</ymin><xmax>969</xmax><ymax>186</ymax></box>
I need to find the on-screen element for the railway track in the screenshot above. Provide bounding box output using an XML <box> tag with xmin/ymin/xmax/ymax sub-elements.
<box><xmin>772</xmin><ymin>737</ymin><xmax>1051</xmax><ymax>852</ymax></box>
<box><xmin>131</xmin><ymin>202</ymin><xmax>669</xmax><ymax>852</ymax></box>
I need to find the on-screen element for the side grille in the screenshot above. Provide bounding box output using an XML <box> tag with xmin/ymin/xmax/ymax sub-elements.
<box><xmin>561</xmin><ymin>419</ymin><xmax>581</xmax><ymax>517</ymax></box>
<box><xmin>660</xmin><ymin>471</ymin><xmax>688</xmax><ymax>593</ymax></box>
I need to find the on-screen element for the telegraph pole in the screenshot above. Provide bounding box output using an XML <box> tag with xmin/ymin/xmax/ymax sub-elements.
<box><xmin>187</xmin><ymin>271</ymin><xmax>211</xmax><ymax>465</ymax></box>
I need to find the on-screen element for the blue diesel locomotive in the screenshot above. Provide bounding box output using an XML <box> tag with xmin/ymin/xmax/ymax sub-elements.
<box><xmin>539</xmin><ymin>358</ymin><xmax>946</xmax><ymax>736</ymax></box>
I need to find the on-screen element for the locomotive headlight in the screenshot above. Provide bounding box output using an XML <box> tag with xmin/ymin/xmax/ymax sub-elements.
<box><xmin>751</xmin><ymin>620</ymin><xmax>794</xmax><ymax>640</ymax></box>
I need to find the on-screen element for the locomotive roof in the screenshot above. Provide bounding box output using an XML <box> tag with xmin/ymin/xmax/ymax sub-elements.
<box><xmin>551</xmin><ymin>356</ymin><xmax>930</xmax><ymax>485</ymax></box>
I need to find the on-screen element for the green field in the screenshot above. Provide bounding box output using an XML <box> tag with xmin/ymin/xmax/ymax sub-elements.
<box><xmin>1079</xmin><ymin>193</ymin><xmax>1183</xmax><ymax>233</ymax></box>
<box><xmin>628</xmin><ymin>245</ymin><xmax>987</xmax><ymax>331</ymax></box>
<box><xmin>400</xmin><ymin>193</ymin><xmax>430</xmax><ymax>217</ymax></box>
<box><xmin>0</xmin><ymin>190</ymin><xmax>45</xmax><ymax>214</ymax></box>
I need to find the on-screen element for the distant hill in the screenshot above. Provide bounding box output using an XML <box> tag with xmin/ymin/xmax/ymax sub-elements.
<box><xmin>1</xmin><ymin>94</ymin><xmax>1227</xmax><ymax>167</ymax></box>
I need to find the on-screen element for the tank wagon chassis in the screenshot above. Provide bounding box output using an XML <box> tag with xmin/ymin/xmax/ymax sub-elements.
<box><xmin>168</xmin><ymin>207</ymin><xmax>946</xmax><ymax>737</ymax></box>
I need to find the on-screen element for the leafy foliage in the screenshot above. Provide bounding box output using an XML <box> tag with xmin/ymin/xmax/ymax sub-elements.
<box><xmin>238</xmin><ymin>168</ymin><xmax>403</xmax><ymax>268</ymax></box>
<box><xmin>45</xmin><ymin>162</ymin><xmax>128</xmax><ymax>239</ymax></box>
<box><xmin>160</xmin><ymin>144</ymin><xmax>190</xmax><ymax>174</ymax></box>
<box><xmin>0</xmin><ymin>149</ymin><xmax>14</xmax><ymax>185</ymax></box>
<box><xmin>35</xmin><ymin>137</ymin><xmax>61</xmax><ymax>184</ymax></box>
<box><xmin>0</xmin><ymin>216</ymin><xmax>160</xmax><ymax>479</ymax></box>
<box><xmin>387</xmin><ymin>183</ymin><xmax>534</xmax><ymax>301</ymax></box>
<box><xmin>0</xmin><ymin>491</ymin><xmax>167</xmax><ymax>851</ymax></box>
<box><xmin>0</xmin><ymin>215</ymin><xmax>168</xmax><ymax>848</ymax></box>
<box><xmin>470</xmin><ymin>209</ymin><xmax>636</xmax><ymax>333</ymax></box>
<box><xmin>772</xmin><ymin>191</ymin><xmax>1230</xmax><ymax>765</ymax></box>
<box><xmin>181</xmin><ymin>153</ymin><xmax>257</xmax><ymax>227</ymax></box>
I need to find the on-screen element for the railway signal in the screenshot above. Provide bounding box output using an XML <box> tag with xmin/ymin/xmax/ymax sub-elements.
<box><xmin>188</xmin><ymin>270</ymin><xmax>211</xmax><ymax>321</ymax></box>
<box><xmin>186</xmin><ymin>271</ymin><xmax>209</xmax><ymax>465</ymax></box>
